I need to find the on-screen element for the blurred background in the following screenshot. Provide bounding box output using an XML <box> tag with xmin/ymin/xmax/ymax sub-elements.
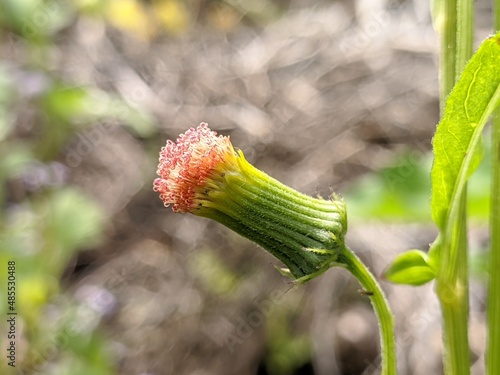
<box><xmin>0</xmin><ymin>0</ymin><xmax>494</xmax><ymax>374</ymax></box>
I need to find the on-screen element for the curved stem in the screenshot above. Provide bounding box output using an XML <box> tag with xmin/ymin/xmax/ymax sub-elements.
<box><xmin>341</xmin><ymin>246</ymin><xmax>397</xmax><ymax>375</ymax></box>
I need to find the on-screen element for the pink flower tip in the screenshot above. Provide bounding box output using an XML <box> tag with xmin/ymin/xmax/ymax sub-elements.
<box><xmin>153</xmin><ymin>123</ymin><xmax>235</xmax><ymax>213</ymax></box>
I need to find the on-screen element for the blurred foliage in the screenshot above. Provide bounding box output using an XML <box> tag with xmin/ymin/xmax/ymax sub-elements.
<box><xmin>346</xmin><ymin>141</ymin><xmax>492</xmax><ymax>283</ymax></box>
<box><xmin>0</xmin><ymin>181</ymin><xmax>112</xmax><ymax>374</ymax></box>
<box><xmin>0</xmin><ymin>0</ymin><xmax>159</xmax><ymax>372</ymax></box>
<box><xmin>0</xmin><ymin>0</ymin><xmax>292</xmax><ymax>373</ymax></box>
<box><xmin>345</xmin><ymin>153</ymin><xmax>433</xmax><ymax>222</ymax></box>
<box><xmin>188</xmin><ymin>247</ymin><xmax>240</xmax><ymax>295</ymax></box>
<box><xmin>102</xmin><ymin>0</ymin><xmax>285</xmax><ymax>38</ymax></box>
<box><xmin>0</xmin><ymin>0</ymin><xmax>286</xmax><ymax>43</ymax></box>
<box><xmin>265</xmin><ymin>298</ymin><xmax>311</xmax><ymax>375</ymax></box>
<box><xmin>345</xmin><ymin>137</ymin><xmax>491</xmax><ymax>223</ymax></box>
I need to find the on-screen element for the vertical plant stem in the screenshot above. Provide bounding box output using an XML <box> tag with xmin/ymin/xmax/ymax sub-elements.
<box><xmin>341</xmin><ymin>246</ymin><xmax>396</xmax><ymax>375</ymax></box>
<box><xmin>455</xmin><ymin>0</ymin><xmax>473</xmax><ymax>77</ymax></box>
<box><xmin>486</xmin><ymin>3</ymin><xmax>500</xmax><ymax>374</ymax></box>
<box><xmin>433</xmin><ymin>0</ymin><xmax>473</xmax><ymax>373</ymax></box>
<box><xmin>496</xmin><ymin>0</ymin><xmax>500</xmax><ymax>33</ymax></box>
<box><xmin>434</xmin><ymin>0</ymin><xmax>457</xmax><ymax>112</ymax></box>
<box><xmin>487</xmin><ymin>100</ymin><xmax>500</xmax><ymax>375</ymax></box>
<box><xmin>437</xmin><ymin>189</ymin><xmax>471</xmax><ymax>375</ymax></box>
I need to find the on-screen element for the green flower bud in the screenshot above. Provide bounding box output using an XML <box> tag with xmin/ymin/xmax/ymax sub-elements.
<box><xmin>154</xmin><ymin>123</ymin><xmax>348</xmax><ymax>282</ymax></box>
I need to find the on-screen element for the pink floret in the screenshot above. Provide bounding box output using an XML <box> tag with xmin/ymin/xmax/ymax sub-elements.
<box><xmin>153</xmin><ymin>123</ymin><xmax>233</xmax><ymax>212</ymax></box>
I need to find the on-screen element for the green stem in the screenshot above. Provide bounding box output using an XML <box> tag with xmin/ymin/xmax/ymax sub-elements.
<box><xmin>455</xmin><ymin>0</ymin><xmax>474</xmax><ymax>80</ymax></box>
<box><xmin>487</xmin><ymin>5</ymin><xmax>500</xmax><ymax>373</ymax></box>
<box><xmin>487</xmin><ymin>101</ymin><xmax>500</xmax><ymax>375</ymax></box>
<box><xmin>433</xmin><ymin>0</ymin><xmax>473</xmax><ymax>373</ymax></box>
<box><xmin>496</xmin><ymin>0</ymin><xmax>500</xmax><ymax>33</ymax></box>
<box><xmin>437</xmin><ymin>189</ymin><xmax>471</xmax><ymax>375</ymax></box>
<box><xmin>341</xmin><ymin>246</ymin><xmax>396</xmax><ymax>375</ymax></box>
<box><xmin>434</xmin><ymin>0</ymin><xmax>457</xmax><ymax>113</ymax></box>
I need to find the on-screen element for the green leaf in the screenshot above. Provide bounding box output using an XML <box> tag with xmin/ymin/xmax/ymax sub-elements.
<box><xmin>431</xmin><ymin>33</ymin><xmax>500</xmax><ymax>230</ymax></box>
<box><xmin>384</xmin><ymin>250</ymin><xmax>436</xmax><ymax>286</ymax></box>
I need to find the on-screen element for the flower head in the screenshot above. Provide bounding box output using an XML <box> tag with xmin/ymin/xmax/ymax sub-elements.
<box><xmin>153</xmin><ymin>123</ymin><xmax>237</xmax><ymax>212</ymax></box>
<box><xmin>154</xmin><ymin>122</ymin><xmax>347</xmax><ymax>282</ymax></box>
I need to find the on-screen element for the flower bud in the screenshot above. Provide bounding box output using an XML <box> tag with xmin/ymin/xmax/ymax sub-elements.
<box><xmin>154</xmin><ymin>123</ymin><xmax>347</xmax><ymax>282</ymax></box>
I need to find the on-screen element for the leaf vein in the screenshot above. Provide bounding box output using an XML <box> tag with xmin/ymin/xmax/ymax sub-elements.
<box><xmin>464</xmin><ymin>65</ymin><xmax>481</xmax><ymax>123</ymax></box>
